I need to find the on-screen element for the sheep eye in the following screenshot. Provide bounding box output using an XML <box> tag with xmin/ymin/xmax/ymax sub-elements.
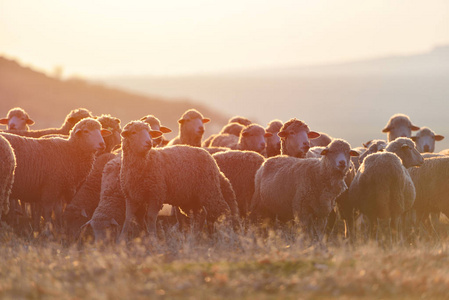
<box><xmin>83</xmin><ymin>130</ymin><xmax>89</xmax><ymax>134</ymax></box>
<box><xmin>131</xmin><ymin>131</ymin><xmax>137</xmax><ymax>135</ymax></box>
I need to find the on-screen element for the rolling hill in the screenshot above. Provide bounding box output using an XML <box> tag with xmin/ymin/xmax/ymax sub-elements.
<box><xmin>101</xmin><ymin>45</ymin><xmax>449</xmax><ymax>151</ymax></box>
<box><xmin>0</xmin><ymin>57</ymin><xmax>229</xmax><ymax>139</ymax></box>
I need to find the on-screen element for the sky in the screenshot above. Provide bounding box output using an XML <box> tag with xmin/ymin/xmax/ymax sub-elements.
<box><xmin>1</xmin><ymin>0</ymin><xmax>448</xmax><ymax>77</ymax></box>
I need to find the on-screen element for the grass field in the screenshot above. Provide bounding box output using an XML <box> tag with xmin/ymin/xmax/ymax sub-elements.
<box><xmin>1</xmin><ymin>222</ymin><xmax>448</xmax><ymax>300</ymax></box>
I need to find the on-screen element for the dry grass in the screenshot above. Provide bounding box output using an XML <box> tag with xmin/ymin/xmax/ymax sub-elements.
<box><xmin>1</xmin><ymin>221</ymin><xmax>449</xmax><ymax>300</ymax></box>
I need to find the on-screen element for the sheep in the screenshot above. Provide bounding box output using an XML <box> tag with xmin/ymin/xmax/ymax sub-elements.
<box><xmin>411</xmin><ymin>127</ymin><xmax>444</xmax><ymax>153</ymax></box>
<box><xmin>382</xmin><ymin>113</ymin><xmax>420</xmax><ymax>142</ymax></box>
<box><xmin>310</xmin><ymin>132</ymin><xmax>333</xmax><ymax>147</ymax></box>
<box><xmin>63</xmin><ymin>152</ymin><xmax>117</xmax><ymax>239</ymax></box>
<box><xmin>212</xmin><ymin>150</ymin><xmax>265</xmax><ymax>217</ymax></box>
<box><xmin>0</xmin><ymin>107</ymin><xmax>34</xmax><ymax>131</ymax></box>
<box><xmin>0</xmin><ymin>118</ymin><xmax>111</xmax><ymax>229</ymax></box>
<box><xmin>140</xmin><ymin>115</ymin><xmax>172</xmax><ymax>147</ymax></box>
<box><xmin>357</xmin><ymin>140</ymin><xmax>388</xmax><ymax>167</ymax></box>
<box><xmin>202</xmin><ymin>122</ymin><xmax>245</xmax><ymax>147</ymax></box>
<box><xmin>119</xmin><ymin>121</ymin><xmax>235</xmax><ymax>241</ymax></box>
<box><xmin>228</xmin><ymin>116</ymin><xmax>252</xmax><ymax>126</ymax></box>
<box><xmin>0</xmin><ymin>135</ymin><xmax>16</xmax><ymax>219</ymax></box>
<box><xmin>84</xmin><ymin>155</ymin><xmax>125</xmax><ymax>242</ymax></box>
<box><xmin>96</xmin><ymin>114</ymin><xmax>122</xmax><ymax>153</ymax></box>
<box><xmin>347</xmin><ymin>138</ymin><xmax>424</xmax><ymax>246</ymax></box>
<box><xmin>210</xmin><ymin>124</ymin><xmax>272</xmax><ymax>154</ymax></box>
<box><xmin>250</xmin><ymin>139</ymin><xmax>359</xmax><ymax>240</ymax></box>
<box><xmin>278</xmin><ymin>118</ymin><xmax>320</xmax><ymax>158</ymax></box>
<box><xmin>167</xmin><ymin>109</ymin><xmax>210</xmax><ymax>147</ymax></box>
<box><xmin>408</xmin><ymin>156</ymin><xmax>449</xmax><ymax>238</ymax></box>
<box><xmin>5</xmin><ymin>108</ymin><xmax>93</xmax><ymax>138</ymax></box>
<box><xmin>264</xmin><ymin>120</ymin><xmax>283</xmax><ymax>157</ymax></box>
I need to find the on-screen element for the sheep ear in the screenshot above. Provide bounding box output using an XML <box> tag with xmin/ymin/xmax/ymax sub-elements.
<box><xmin>159</xmin><ymin>126</ymin><xmax>172</xmax><ymax>133</ymax></box>
<box><xmin>178</xmin><ymin>119</ymin><xmax>185</xmax><ymax>124</ymax></box>
<box><xmin>411</xmin><ymin>136</ymin><xmax>417</xmax><ymax>141</ymax></box>
<box><xmin>401</xmin><ymin>144</ymin><xmax>410</xmax><ymax>149</ymax></box>
<box><xmin>0</xmin><ymin>118</ymin><xmax>9</xmax><ymax>125</ymax></box>
<box><xmin>363</xmin><ymin>140</ymin><xmax>372</xmax><ymax>148</ymax></box>
<box><xmin>308</xmin><ymin>131</ymin><xmax>320</xmax><ymax>139</ymax></box>
<box><xmin>101</xmin><ymin>129</ymin><xmax>112</xmax><ymax>137</ymax></box>
<box><xmin>320</xmin><ymin>148</ymin><xmax>329</xmax><ymax>156</ymax></box>
<box><xmin>277</xmin><ymin>131</ymin><xmax>288</xmax><ymax>138</ymax></box>
<box><xmin>411</xmin><ymin>125</ymin><xmax>420</xmax><ymax>131</ymax></box>
<box><xmin>110</xmin><ymin>218</ymin><xmax>119</xmax><ymax>226</ymax></box>
<box><xmin>382</xmin><ymin>125</ymin><xmax>391</xmax><ymax>133</ymax></box>
<box><xmin>26</xmin><ymin>118</ymin><xmax>35</xmax><ymax>125</ymax></box>
<box><xmin>149</xmin><ymin>130</ymin><xmax>163</xmax><ymax>139</ymax></box>
<box><xmin>435</xmin><ymin>135</ymin><xmax>445</xmax><ymax>141</ymax></box>
<box><xmin>202</xmin><ymin>118</ymin><xmax>211</xmax><ymax>124</ymax></box>
<box><xmin>121</xmin><ymin>130</ymin><xmax>130</xmax><ymax>138</ymax></box>
<box><xmin>140</xmin><ymin>116</ymin><xmax>148</xmax><ymax>121</ymax></box>
<box><xmin>68</xmin><ymin>117</ymin><xmax>77</xmax><ymax>124</ymax></box>
<box><xmin>81</xmin><ymin>209</ymin><xmax>88</xmax><ymax>218</ymax></box>
<box><xmin>264</xmin><ymin>132</ymin><xmax>273</xmax><ymax>138</ymax></box>
<box><xmin>349</xmin><ymin>150</ymin><xmax>359</xmax><ymax>157</ymax></box>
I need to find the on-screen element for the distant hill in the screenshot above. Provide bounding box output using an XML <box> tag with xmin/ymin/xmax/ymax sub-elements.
<box><xmin>0</xmin><ymin>57</ymin><xmax>229</xmax><ymax>138</ymax></box>
<box><xmin>101</xmin><ymin>45</ymin><xmax>449</xmax><ymax>151</ymax></box>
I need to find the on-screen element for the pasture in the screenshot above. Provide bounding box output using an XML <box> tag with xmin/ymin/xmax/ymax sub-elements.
<box><xmin>1</xmin><ymin>221</ymin><xmax>449</xmax><ymax>299</ymax></box>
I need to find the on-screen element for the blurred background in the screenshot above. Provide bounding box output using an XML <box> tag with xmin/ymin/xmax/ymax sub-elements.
<box><xmin>1</xmin><ymin>0</ymin><xmax>448</xmax><ymax>149</ymax></box>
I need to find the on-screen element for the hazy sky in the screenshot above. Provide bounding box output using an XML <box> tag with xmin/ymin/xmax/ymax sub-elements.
<box><xmin>1</xmin><ymin>0</ymin><xmax>448</xmax><ymax>77</ymax></box>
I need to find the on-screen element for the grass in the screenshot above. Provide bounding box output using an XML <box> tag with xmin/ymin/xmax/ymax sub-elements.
<box><xmin>1</xmin><ymin>221</ymin><xmax>449</xmax><ymax>299</ymax></box>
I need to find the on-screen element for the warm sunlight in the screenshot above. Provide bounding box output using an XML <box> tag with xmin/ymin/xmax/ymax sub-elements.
<box><xmin>1</xmin><ymin>0</ymin><xmax>448</xmax><ymax>76</ymax></box>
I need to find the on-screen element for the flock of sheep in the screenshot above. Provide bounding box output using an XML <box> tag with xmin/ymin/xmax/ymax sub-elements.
<box><xmin>0</xmin><ymin>106</ymin><xmax>448</xmax><ymax>247</ymax></box>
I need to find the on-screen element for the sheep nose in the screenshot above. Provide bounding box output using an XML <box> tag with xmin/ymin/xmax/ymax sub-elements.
<box><xmin>99</xmin><ymin>142</ymin><xmax>105</xmax><ymax>148</ymax></box>
<box><xmin>198</xmin><ymin>126</ymin><xmax>204</xmax><ymax>133</ymax></box>
<box><xmin>260</xmin><ymin>142</ymin><xmax>266</xmax><ymax>149</ymax></box>
<box><xmin>338</xmin><ymin>160</ymin><xmax>346</xmax><ymax>168</ymax></box>
<box><xmin>423</xmin><ymin>145</ymin><xmax>430</xmax><ymax>152</ymax></box>
<box><xmin>302</xmin><ymin>145</ymin><xmax>310</xmax><ymax>152</ymax></box>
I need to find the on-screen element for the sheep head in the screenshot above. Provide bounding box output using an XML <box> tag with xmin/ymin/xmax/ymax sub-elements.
<box><xmin>382</xmin><ymin>113</ymin><xmax>420</xmax><ymax>142</ymax></box>
<box><xmin>278</xmin><ymin>118</ymin><xmax>320</xmax><ymax>158</ymax></box>
<box><xmin>121</xmin><ymin>121</ymin><xmax>163</xmax><ymax>154</ymax></box>
<box><xmin>0</xmin><ymin>107</ymin><xmax>34</xmax><ymax>131</ymax></box>
<box><xmin>70</xmin><ymin>118</ymin><xmax>110</xmax><ymax>152</ymax></box>
<box><xmin>320</xmin><ymin>139</ymin><xmax>359</xmax><ymax>175</ymax></box>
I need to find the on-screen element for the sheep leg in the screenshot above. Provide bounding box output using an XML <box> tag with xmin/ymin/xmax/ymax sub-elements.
<box><xmin>377</xmin><ymin>218</ymin><xmax>392</xmax><ymax>249</ymax></box>
<box><xmin>144</xmin><ymin>202</ymin><xmax>160</xmax><ymax>238</ymax></box>
<box><xmin>119</xmin><ymin>200</ymin><xmax>140</xmax><ymax>243</ymax></box>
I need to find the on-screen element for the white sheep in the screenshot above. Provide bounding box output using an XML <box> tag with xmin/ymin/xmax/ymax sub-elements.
<box><xmin>0</xmin><ymin>107</ymin><xmax>35</xmax><ymax>131</ymax></box>
<box><xmin>140</xmin><ymin>115</ymin><xmax>172</xmax><ymax>147</ymax></box>
<box><xmin>4</xmin><ymin>108</ymin><xmax>93</xmax><ymax>138</ymax></box>
<box><xmin>264</xmin><ymin>120</ymin><xmax>283</xmax><ymax>157</ymax></box>
<box><xmin>0</xmin><ymin>118</ymin><xmax>111</xmax><ymax>229</ymax></box>
<box><xmin>347</xmin><ymin>138</ymin><xmax>424</xmax><ymax>246</ymax></box>
<box><xmin>251</xmin><ymin>139</ymin><xmax>358</xmax><ymax>240</ymax></box>
<box><xmin>0</xmin><ymin>135</ymin><xmax>16</xmax><ymax>219</ymax></box>
<box><xmin>167</xmin><ymin>109</ymin><xmax>210</xmax><ymax>147</ymax></box>
<box><xmin>202</xmin><ymin>122</ymin><xmax>245</xmax><ymax>147</ymax></box>
<box><xmin>277</xmin><ymin>118</ymin><xmax>320</xmax><ymax>158</ymax></box>
<box><xmin>212</xmin><ymin>150</ymin><xmax>265</xmax><ymax>217</ymax></box>
<box><xmin>382</xmin><ymin>113</ymin><xmax>420</xmax><ymax>142</ymax></box>
<box><xmin>310</xmin><ymin>132</ymin><xmax>332</xmax><ymax>147</ymax></box>
<box><xmin>119</xmin><ymin>121</ymin><xmax>235</xmax><ymax>241</ymax></box>
<box><xmin>411</xmin><ymin>127</ymin><xmax>444</xmax><ymax>153</ymax></box>
<box><xmin>210</xmin><ymin>124</ymin><xmax>272</xmax><ymax>154</ymax></box>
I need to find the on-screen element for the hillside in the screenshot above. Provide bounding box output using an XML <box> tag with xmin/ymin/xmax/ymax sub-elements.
<box><xmin>0</xmin><ymin>57</ymin><xmax>229</xmax><ymax>138</ymax></box>
<box><xmin>102</xmin><ymin>45</ymin><xmax>449</xmax><ymax>151</ymax></box>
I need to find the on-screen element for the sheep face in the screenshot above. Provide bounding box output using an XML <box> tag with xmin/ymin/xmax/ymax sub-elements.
<box><xmin>141</xmin><ymin>115</ymin><xmax>172</xmax><ymax>147</ymax></box>
<box><xmin>179</xmin><ymin>117</ymin><xmax>208</xmax><ymax>139</ymax></box>
<box><xmin>239</xmin><ymin>125</ymin><xmax>271</xmax><ymax>153</ymax></box>
<box><xmin>321</xmin><ymin>139</ymin><xmax>359</xmax><ymax>175</ymax></box>
<box><xmin>266</xmin><ymin>133</ymin><xmax>281</xmax><ymax>157</ymax></box>
<box><xmin>0</xmin><ymin>108</ymin><xmax>34</xmax><ymax>131</ymax></box>
<box><xmin>411</xmin><ymin>127</ymin><xmax>444</xmax><ymax>153</ymax></box>
<box><xmin>382</xmin><ymin>114</ymin><xmax>420</xmax><ymax>142</ymax></box>
<box><xmin>70</xmin><ymin>118</ymin><xmax>111</xmax><ymax>152</ymax></box>
<box><xmin>279</xmin><ymin>128</ymin><xmax>320</xmax><ymax>158</ymax></box>
<box><xmin>121</xmin><ymin>121</ymin><xmax>163</xmax><ymax>154</ymax></box>
<box><xmin>387</xmin><ymin>138</ymin><xmax>424</xmax><ymax>168</ymax></box>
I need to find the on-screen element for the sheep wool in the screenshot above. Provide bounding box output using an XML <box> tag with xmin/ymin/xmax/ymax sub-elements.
<box><xmin>5</xmin><ymin>108</ymin><xmax>93</xmax><ymax>138</ymax></box>
<box><xmin>0</xmin><ymin>118</ymin><xmax>110</xmax><ymax>224</ymax></box>
<box><xmin>251</xmin><ymin>139</ymin><xmax>357</xmax><ymax>238</ymax></box>
<box><xmin>120</xmin><ymin>121</ymin><xmax>232</xmax><ymax>240</ymax></box>
<box><xmin>0</xmin><ymin>135</ymin><xmax>16</xmax><ymax>217</ymax></box>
